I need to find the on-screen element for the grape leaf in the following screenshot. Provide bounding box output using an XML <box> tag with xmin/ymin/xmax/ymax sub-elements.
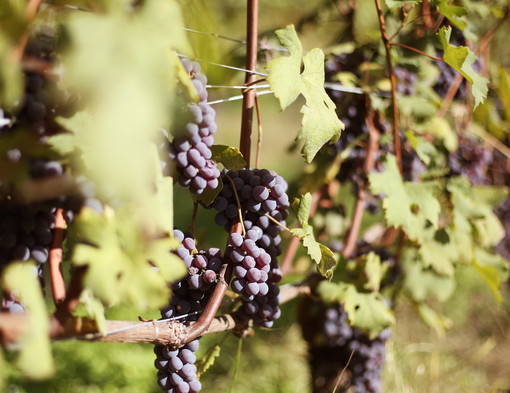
<box><xmin>433</xmin><ymin>0</ymin><xmax>467</xmax><ymax>30</ymax></box>
<box><xmin>1</xmin><ymin>263</ymin><xmax>55</xmax><ymax>379</ymax></box>
<box><xmin>364</xmin><ymin>252</ymin><xmax>384</xmax><ymax>292</ymax></box>
<box><xmin>353</xmin><ymin>0</ymin><xmax>381</xmax><ymax>45</ymax></box>
<box><xmin>385</xmin><ymin>0</ymin><xmax>422</xmax><ymax>8</ymax></box>
<box><xmin>401</xmin><ymin>249</ymin><xmax>456</xmax><ymax>302</ymax></box>
<box><xmin>317</xmin><ymin>281</ymin><xmax>394</xmax><ymax>338</ymax></box>
<box><xmin>291</xmin><ymin>226</ymin><xmax>337</xmax><ymax>276</ymax></box>
<box><xmin>473</xmin><ymin>248</ymin><xmax>510</xmax><ymax>303</ymax></box>
<box><xmin>369</xmin><ymin>154</ymin><xmax>440</xmax><ymax>242</ymax></box>
<box><xmin>292</xmin><ymin>226</ymin><xmax>321</xmax><ymax>263</ymax></box>
<box><xmin>61</xmin><ymin>0</ymin><xmax>190</xmax><ymax>203</ymax></box>
<box><xmin>437</xmin><ymin>26</ymin><xmax>488</xmax><ymax>109</ymax></box>
<box><xmin>196</xmin><ymin>344</ymin><xmax>221</xmax><ymax>376</ymax></box>
<box><xmin>210</xmin><ymin>145</ymin><xmax>246</xmax><ymax>171</ymax></box>
<box><xmin>418</xmin><ymin>304</ymin><xmax>452</xmax><ymax>337</ymax></box>
<box><xmin>266</xmin><ymin>25</ymin><xmax>344</xmax><ymax>163</ymax></box>
<box><xmin>294</xmin><ymin>192</ymin><xmax>312</xmax><ymax>227</ymax></box>
<box><xmin>70</xmin><ymin>207</ymin><xmax>186</xmax><ymax>309</ymax></box>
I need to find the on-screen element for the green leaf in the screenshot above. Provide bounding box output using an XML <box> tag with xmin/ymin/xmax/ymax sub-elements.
<box><xmin>402</xmin><ymin>249</ymin><xmax>456</xmax><ymax>302</ymax></box>
<box><xmin>421</xmin><ymin>116</ymin><xmax>458</xmax><ymax>152</ymax></box>
<box><xmin>318</xmin><ymin>281</ymin><xmax>394</xmax><ymax>338</ymax></box>
<box><xmin>196</xmin><ymin>344</ymin><xmax>221</xmax><ymax>376</ymax></box>
<box><xmin>496</xmin><ymin>67</ymin><xmax>510</xmax><ymax>121</ymax></box>
<box><xmin>210</xmin><ymin>145</ymin><xmax>246</xmax><ymax>171</ymax></box>
<box><xmin>295</xmin><ymin>192</ymin><xmax>312</xmax><ymax>227</ymax></box>
<box><xmin>437</xmin><ymin>26</ymin><xmax>488</xmax><ymax>108</ymax></box>
<box><xmin>369</xmin><ymin>154</ymin><xmax>440</xmax><ymax>242</ymax></box>
<box><xmin>1</xmin><ymin>263</ymin><xmax>55</xmax><ymax>379</ymax></box>
<box><xmin>364</xmin><ymin>252</ymin><xmax>384</xmax><ymax>292</ymax></box>
<box><xmin>70</xmin><ymin>207</ymin><xmax>186</xmax><ymax>310</ymax></box>
<box><xmin>385</xmin><ymin>0</ymin><xmax>422</xmax><ymax>8</ymax></box>
<box><xmin>292</xmin><ymin>226</ymin><xmax>321</xmax><ymax>263</ymax></box>
<box><xmin>318</xmin><ymin>244</ymin><xmax>337</xmax><ymax>278</ymax></box>
<box><xmin>266</xmin><ymin>25</ymin><xmax>344</xmax><ymax>163</ymax></box>
<box><xmin>434</xmin><ymin>0</ymin><xmax>468</xmax><ymax>30</ymax></box>
<box><xmin>78</xmin><ymin>289</ymin><xmax>106</xmax><ymax>333</ymax></box>
<box><xmin>418</xmin><ymin>304</ymin><xmax>452</xmax><ymax>338</ymax></box>
<box><xmin>472</xmin><ymin>248</ymin><xmax>510</xmax><ymax>303</ymax></box>
<box><xmin>61</xmin><ymin>1</ymin><xmax>190</xmax><ymax>202</ymax></box>
<box><xmin>353</xmin><ymin>0</ymin><xmax>381</xmax><ymax>45</ymax></box>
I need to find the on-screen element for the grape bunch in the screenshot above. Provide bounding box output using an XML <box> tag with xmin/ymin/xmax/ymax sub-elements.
<box><xmin>155</xmin><ymin>229</ymin><xmax>223</xmax><ymax>393</ymax></box>
<box><xmin>168</xmin><ymin>58</ymin><xmax>220</xmax><ymax>195</ymax></box>
<box><xmin>448</xmin><ymin>135</ymin><xmax>492</xmax><ymax>185</ymax></box>
<box><xmin>323</xmin><ymin>306</ymin><xmax>390</xmax><ymax>393</ymax></box>
<box><xmin>299</xmin><ymin>299</ymin><xmax>390</xmax><ymax>393</ymax></box>
<box><xmin>211</xmin><ymin>168</ymin><xmax>289</xmax><ymax>327</ymax></box>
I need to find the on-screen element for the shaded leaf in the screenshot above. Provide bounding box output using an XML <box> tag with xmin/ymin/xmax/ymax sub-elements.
<box><xmin>295</xmin><ymin>192</ymin><xmax>312</xmax><ymax>227</ymax></box>
<box><xmin>210</xmin><ymin>145</ymin><xmax>246</xmax><ymax>171</ymax></box>
<box><xmin>1</xmin><ymin>263</ymin><xmax>54</xmax><ymax>379</ymax></box>
<box><xmin>437</xmin><ymin>26</ymin><xmax>488</xmax><ymax>108</ymax></box>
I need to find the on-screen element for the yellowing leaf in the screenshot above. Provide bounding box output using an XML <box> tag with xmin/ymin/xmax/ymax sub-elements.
<box><xmin>437</xmin><ymin>26</ymin><xmax>488</xmax><ymax>109</ymax></box>
<box><xmin>266</xmin><ymin>25</ymin><xmax>344</xmax><ymax>162</ymax></box>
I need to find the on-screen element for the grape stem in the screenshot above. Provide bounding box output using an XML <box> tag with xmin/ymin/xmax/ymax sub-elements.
<box><xmin>239</xmin><ymin>0</ymin><xmax>259</xmax><ymax>167</ymax></box>
<box><xmin>49</xmin><ymin>209</ymin><xmax>67</xmax><ymax>305</ymax></box>
<box><xmin>388</xmin><ymin>42</ymin><xmax>443</xmax><ymax>62</ymax></box>
<box><xmin>374</xmin><ymin>0</ymin><xmax>403</xmax><ymax>175</ymax></box>
<box><xmin>332</xmin><ymin>349</ymin><xmax>356</xmax><ymax>393</ymax></box>
<box><xmin>222</xmin><ymin>174</ymin><xmax>246</xmax><ymax>236</ymax></box>
<box><xmin>12</xmin><ymin>0</ymin><xmax>44</xmax><ymax>62</ymax></box>
<box><xmin>342</xmin><ymin>102</ymin><xmax>380</xmax><ymax>259</ymax></box>
<box><xmin>264</xmin><ymin>213</ymin><xmax>292</xmax><ymax>233</ymax></box>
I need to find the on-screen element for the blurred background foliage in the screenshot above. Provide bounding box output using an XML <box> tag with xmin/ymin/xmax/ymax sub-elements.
<box><xmin>3</xmin><ymin>0</ymin><xmax>510</xmax><ymax>392</ymax></box>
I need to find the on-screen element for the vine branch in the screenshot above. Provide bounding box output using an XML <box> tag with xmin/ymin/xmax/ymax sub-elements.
<box><xmin>374</xmin><ymin>0</ymin><xmax>402</xmax><ymax>175</ymax></box>
<box><xmin>49</xmin><ymin>209</ymin><xmax>67</xmax><ymax>305</ymax></box>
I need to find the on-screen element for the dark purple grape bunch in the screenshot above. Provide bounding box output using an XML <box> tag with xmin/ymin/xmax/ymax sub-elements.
<box><xmin>168</xmin><ymin>58</ymin><xmax>220</xmax><ymax>195</ymax></box>
<box><xmin>322</xmin><ymin>305</ymin><xmax>390</xmax><ymax>393</ymax></box>
<box><xmin>0</xmin><ymin>202</ymin><xmax>55</xmax><ymax>272</ymax></box>
<box><xmin>211</xmin><ymin>168</ymin><xmax>289</xmax><ymax>327</ymax></box>
<box><xmin>155</xmin><ymin>229</ymin><xmax>223</xmax><ymax>393</ymax></box>
<box><xmin>448</xmin><ymin>135</ymin><xmax>492</xmax><ymax>185</ymax></box>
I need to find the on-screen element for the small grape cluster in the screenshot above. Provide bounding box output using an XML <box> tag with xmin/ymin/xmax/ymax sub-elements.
<box><xmin>155</xmin><ymin>229</ymin><xmax>222</xmax><ymax>393</ymax></box>
<box><xmin>211</xmin><ymin>168</ymin><xmax>289</xmax><ymax>327</ymax></box>
<box><xmin>168</xmin><ymin>58</ymin><xmax>220</xmax><ymax>195</ymax></box>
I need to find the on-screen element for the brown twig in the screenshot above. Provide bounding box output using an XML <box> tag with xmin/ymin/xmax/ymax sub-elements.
<box><xmin>422</xmin><ymin>0</ymin><xmax>433</xmax><ymax>30</ymax></box>
<box><xmin>389</xmin><ymin>42</ymin><xmax>443</xmax><ymax>62</ymax></box>
<box><xmin>12</xmin><ymin>0</ymin><xmax>44</xmax><ymax>62</ymax></box>
<box><xmin>49</xmin><ymin>209</ymin><xmax>67</xmax><ymax>305</ymax></box>
<box><xmin>342</xmin><ymin>104</ymin><xmax>380</xmax><ymax>259</ymax></box>
<box><xmin>239</xmin><ymin>0</ymin><xmax>259</xmax><ymax>167</ymax></box>
<box><xmin>436</xmin><ymin>73</ymin><xmax>463</xmax><ymax>117</ymax></box>
<box><xmin>374</xmin><ymin>0</ymin><xmax>402</xmax><ymax>175</ymax></box>
<box><xmin>55</xmin><ymin>266</ymin><xmax>87</xmax><ymax>319</ymax></box>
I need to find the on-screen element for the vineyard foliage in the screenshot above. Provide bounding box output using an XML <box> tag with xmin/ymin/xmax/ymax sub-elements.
<box><xmin>0</xmin><ymin>0</ymin><xmax>509</xmax><ymax>392</ymax></box>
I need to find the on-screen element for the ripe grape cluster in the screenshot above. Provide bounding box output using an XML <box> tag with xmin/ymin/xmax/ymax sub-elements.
<box><xmin>155</xmin><ymin>229</ymin><xmax>223</xmax><ymax>393</ymax></box>
<box><xmin>168</xmin><ymin>59</ymin><xmax>220</xmax><ymax>195</ymax></box>
<box><xmin>322</xmin><ymin>306</ymin><xmax>390</xmax><ymax>393</ymax></box>
<box><xmin>211</xmin><ymin>169</ymin><xmax>289</xmax><ymax>327</ymax></box>
<box><xmin>299</xmin><ymin>299</ymin><xmax>389</xmax><ymax>393</ymax></box>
